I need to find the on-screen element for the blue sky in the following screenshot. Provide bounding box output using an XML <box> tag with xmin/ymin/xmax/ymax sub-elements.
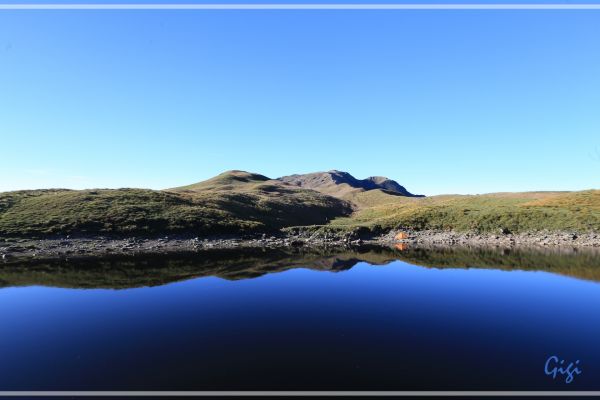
<box><xmin>1</xmin><ymin>5</ymin><xmax>599</xmax><ymax>195</ymax></box>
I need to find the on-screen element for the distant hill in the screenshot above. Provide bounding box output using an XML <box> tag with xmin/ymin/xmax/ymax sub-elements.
<box><xmin>278</xmin><ymin>170</ymin><xmax>423</xmax><ymax>198</ymax></box>
<box><xmin>171</xmin><ymin>170</ymin><xmax>271</xmax><ymax>192</ymax></box>
<box><xmin>330</xmin><ymin>190</ymin><xmax>600</xmax><ymax>233</ymax></box>
<box><xmin>0</xmin><ymin>170</ymin><xmax>598</xmax><ymax>237</ymax></box>
<box><xmin>0</xmin><ymin>170</ymin><xmax>352</xmax><ymax>236</ymax></box>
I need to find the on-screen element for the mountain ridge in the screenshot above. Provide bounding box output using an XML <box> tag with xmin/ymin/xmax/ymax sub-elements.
<box><xmin>0</xmin><ymin>169</ymin><xmax>598</xmax><ymax>238</ymax></box>
<box><xmin>278</xmin><ymin>170</ymin><xmax>423</xmax><ymax>198</ymax></box>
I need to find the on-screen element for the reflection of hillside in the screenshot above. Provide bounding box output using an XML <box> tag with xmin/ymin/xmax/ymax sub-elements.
<box><xmin>393</xmin><ymin>245</ymin><xmax>600</xmax><ymax>282</ymax></box>
<box><xmin>0</xmin><ymin>245</ymin><xmax>599</xmax><ymax>290</ymax></box>
<box><xmin>0</xmin><ymin>248</ymin><xmax>396</xmax><ymax>290</ymax></box>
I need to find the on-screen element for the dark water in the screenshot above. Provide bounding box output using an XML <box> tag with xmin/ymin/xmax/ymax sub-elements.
<box><xmin>1</xmin><ymin>246</ymin><xmax>600</xmax><ymax>391</ymax></box>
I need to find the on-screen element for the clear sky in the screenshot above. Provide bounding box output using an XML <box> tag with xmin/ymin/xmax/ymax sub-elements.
<box><xmin>1</xmin><ymin>3</ymin><xmax>599</xmax><ymax>195</ymax></box>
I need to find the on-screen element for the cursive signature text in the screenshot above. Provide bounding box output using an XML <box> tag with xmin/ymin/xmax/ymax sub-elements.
<box><xmin>544</xmin><ymin>355</ymin><xmax>582</xmax><ymax>384</ymax></box>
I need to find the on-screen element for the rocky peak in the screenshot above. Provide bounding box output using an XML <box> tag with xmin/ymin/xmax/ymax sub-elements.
<box><xmin>278</xmin><ymin>170</ymin><xmax>422</xmax><ymax>197</ymax></box>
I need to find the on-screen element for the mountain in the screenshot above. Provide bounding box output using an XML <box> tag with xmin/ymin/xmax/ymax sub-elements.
<box><xmin>0</xmin><ymin>170</ymin><xmax>352</xmax><ymax>236</ymax></box>
<box><xmin>278</xmin><ymin>170</ymin><xmax>423</xmax><ymax>198</ymax></box>
<box><xmin>171</xmin><ymin>170</ymin><xmax>271</xmax><ymax>192</ymax></box>
<box><xmin>0</xmin><ymin>170</ymin><xmax>598</xmax><ymax>238</ymax></box>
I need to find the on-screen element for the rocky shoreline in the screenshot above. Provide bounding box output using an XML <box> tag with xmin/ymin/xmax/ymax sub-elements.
<box><xmin>378</xmin><ymin>229</ymin><xmax>600</xmax><ymax>248</ymax></box>
<box><xmin>1</xmin><ymin>228</ymin><xmax>599</xmax><ymax>263</ymax></box>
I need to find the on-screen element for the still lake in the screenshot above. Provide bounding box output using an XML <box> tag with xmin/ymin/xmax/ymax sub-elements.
<box><xmin>1</xmin><ymin>246</ymin><xmax>599</xmax><ymax>391</ymax></box>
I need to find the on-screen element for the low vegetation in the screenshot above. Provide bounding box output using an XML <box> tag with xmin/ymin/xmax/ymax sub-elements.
<box><xmin>0</xmin><ymin>171</ymin><xmax>352</xmax><ymax>236</ymax></box>
<box><xmin>0</xmin><ymin>170</ymin><xmax>598</xmax><ymax>237</ymax></box>
<box><xmin>330</xmin><ymin>190</ymin><xmax>600</xmax><ymax>233</ymax></box>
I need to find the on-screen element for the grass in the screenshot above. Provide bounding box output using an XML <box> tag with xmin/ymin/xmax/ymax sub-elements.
<box><xmin>0</xmin><ymin>170</ymin><xmax>598</xmax><ymax>237</ymax></box>
<box><xmin>0</xmin><ymin>189</ymin><xmax>72</xmax><ymax>214</ymax></box>
<box><xmin>0</xmin><ymin>171</ymin><xmax>352</xmax><ymax>236</ymax></box>
<box><xmin>330</xmin><ymin>190</ymin><xmax>600</xmax><ymax>233</ymax></box>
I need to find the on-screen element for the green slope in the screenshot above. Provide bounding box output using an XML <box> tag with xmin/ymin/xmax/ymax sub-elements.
<box><xmin>331</xmin><ymin>190</ymin><xmax>600</xmax><ymax>233</ymax></box>
<box><xmin>0</xmin><ymin>171</ymin><xmax>352</xmax><ymax>236</ymax></box>
<box><xmin>0</xmin><ymin>170</ymin><xmax>598</xmax><ymax>237</ymax></box>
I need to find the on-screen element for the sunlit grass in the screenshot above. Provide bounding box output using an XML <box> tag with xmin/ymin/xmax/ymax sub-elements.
<box><xmin>331</xmin><ymin>190</ymin><xmax>600</xmax><ymax>233</ymax></box>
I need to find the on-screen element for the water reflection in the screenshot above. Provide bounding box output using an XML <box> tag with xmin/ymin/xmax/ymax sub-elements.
<box><xmin>1</xmin><ymin>245</ymin><xmax>599</xmax><ymax>289</ymax></box>
<box><xmin>1</xmin><ymin>245</ymin><xmax>600</xmax><ymax>391</ymax></box>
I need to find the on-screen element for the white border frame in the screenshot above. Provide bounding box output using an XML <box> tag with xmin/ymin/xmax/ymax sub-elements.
<box><xmin>2</xmin><ymin>3</ymin><xmax>600</xmax><ymax>9</ymax></box>
<box><xmin>1</xmin><ymin>391</ymin><xmax>600</xmax><ymax>396</ymax></box>
<box><xmin>1</xmin><ymin>1</ymin><xmax>599</xmax><ymax>396</ymax></box>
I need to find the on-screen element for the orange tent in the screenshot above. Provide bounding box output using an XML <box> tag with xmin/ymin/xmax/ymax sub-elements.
<box><xmin>394</xmin><ymin>232</ymin><xmax>409</xmax><ymax>240</ymax></box>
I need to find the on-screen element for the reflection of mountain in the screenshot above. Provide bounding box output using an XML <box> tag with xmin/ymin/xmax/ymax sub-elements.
<box><xmin>0</xmin><ymin>248</ymin><xmax>395</xmax><ymax>290</ymax></box>
<box><xmin>0</xmin><ymin>246</ymin><xmax>599</xmax><ymax>290</ymax></box>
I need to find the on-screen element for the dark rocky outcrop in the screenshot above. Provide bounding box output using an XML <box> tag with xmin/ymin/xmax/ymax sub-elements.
<box><xmin>278</xmin><ymin>170</ymin><xmax>423</xmax><ymax>198</ymax></box>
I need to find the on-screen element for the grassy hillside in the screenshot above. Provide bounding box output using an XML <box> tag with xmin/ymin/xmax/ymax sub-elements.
<box><xmin>170</xmin><ymin>170</ymin><xmax>271</xmax><ymax>192</ymax></box>
<box><xmin>278</xmin><ymin>170</ymin><xmax>421</xmax><ymax>198</ymax></box>
<box><xmin>0</xmin><ymin>170</ymin><xmax>598</xmax><ymax>237</ymax></box>
<box><xmin>331</xmin><ymin>190</ymin><xmax>600</xmax><ymax>233</ymax></box>
<box><xmin>0</xmin><ymin>171</ymin><xmax>352</xmax><ymax>236</ymax></box>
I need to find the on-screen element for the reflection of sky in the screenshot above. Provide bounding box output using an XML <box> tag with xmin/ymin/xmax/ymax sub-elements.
<box><xmin>1</xmin><ymin>261</ymin><xmax>600</xmax><ymax>390</ymax></box>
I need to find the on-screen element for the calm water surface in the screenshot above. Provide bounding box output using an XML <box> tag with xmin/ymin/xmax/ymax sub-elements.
<box><xmin>1</xmin><ymin>247</ymin><xmax>599</xmax><ymax>390</ymax></box>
